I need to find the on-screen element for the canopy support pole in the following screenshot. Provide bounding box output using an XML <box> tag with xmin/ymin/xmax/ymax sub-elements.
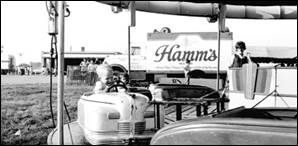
<box><xmin>128</xmin><ymin>26</ymin><xmax>131</xmax><ymax>76</ymax></box>
<box><xmin>128</xmin><ymin>1</ymin><xmax>135</xmax><ymax>79</ymax></box>
<box><xmin>216</xmin><ymin>4</ymin><xmax>227</xmax><ymax>112</ymax></box>
<box><xmin>57</xmin><ymin>1</ymin><xmax>65</xmax><ymax>145</ymax></box>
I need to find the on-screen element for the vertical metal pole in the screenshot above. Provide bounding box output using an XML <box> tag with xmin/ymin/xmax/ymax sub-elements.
<box><xmin>203</xmin><ymin>103</ymin><xmax>208</xmax><ymax>115</ymax></box>
<box><xmin>274</xmin><ymin>65</ymin><xmax>277</xmax><ymax>107</ymax></box>
<box><xmin>128</xmin><ymin>1</ymin><xmax>135</xmax><ymax>78</ymax></box>
<box><xmin>216</xmin><ymin>12</ymin><xmax>221</xmax><ymax>93</ymax></box>
<box><xmin>176</xmin><ymin>104</ymin><xmax>182</xmax><ymax>120</ymax></box>
<box><xmin>156</xmin><ymin>104</ymin><xmax>160</xmax><ymax>129</ymax></box>
<box><xmin>216</xmin><ymin>4</ymin><xmax>226</xmax><ymax>112</ymax></box>
<box><xmin>128</xmin><ymin>26</ymin><xmax>131</xmax><ymax>76</ymax></box>
<box><xmin>196</xmin><ymin>104</ymin><xmax>201</xmax><ymax>117</ymax></box>
<box><xmin>57</xmin><ymin>1</ymin><xmax>65</xmax><ymax>145</ymax></box>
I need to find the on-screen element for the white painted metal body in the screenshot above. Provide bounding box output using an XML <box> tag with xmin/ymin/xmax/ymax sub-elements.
<box><xmin>77</xmin><ymin>92</ymin><xmax>151</xmax><ymax>144</ymax></box>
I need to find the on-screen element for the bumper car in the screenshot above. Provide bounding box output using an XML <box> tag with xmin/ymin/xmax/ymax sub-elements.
<box><xmin>48</xmin><ymin>81</ymin><xmax>155</xmax><ymax>145</ymax></box>
<box><xmin>150</xmin><ymin>106</ymin><xmax>297</xmax><ymax>145</ymax></box>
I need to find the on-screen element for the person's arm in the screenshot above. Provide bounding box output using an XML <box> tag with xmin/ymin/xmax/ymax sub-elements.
<box><xmin>230</xmin><ymin>54</ymin><xmax>241</xmax><ymax>68</ymax></box>
<box><xmin>246</xmin><ymin>52</ymin><xmax>252</xmax><ymax>63</ymax></box>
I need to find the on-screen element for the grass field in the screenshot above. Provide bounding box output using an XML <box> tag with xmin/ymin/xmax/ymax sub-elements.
<box><xmin>1</xmin><ymin>75</ymin><xmax>93</xmax><ymax>145</ymax></box>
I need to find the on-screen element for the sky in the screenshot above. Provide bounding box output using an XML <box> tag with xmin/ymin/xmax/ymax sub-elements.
<box><xmin>1</xmin><ymin>1</ymin><xmax>297</xmax><ymax>65</ymax></box>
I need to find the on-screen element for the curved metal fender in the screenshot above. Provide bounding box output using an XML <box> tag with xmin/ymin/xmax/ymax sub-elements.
<box><xmin>150</xmin><ymin>118</ymin><xmax>297</xmax><ymax>145</ymax></box>
<box><xmin>47</xmin><ymin>121</ymin><xmax>88</xmax><ymax>145</ymax></box>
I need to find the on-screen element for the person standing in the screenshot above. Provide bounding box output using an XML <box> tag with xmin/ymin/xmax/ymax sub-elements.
<box><xmin>184</xmin><ymin>59</ymin><xmax>191</xmax><ymax>77</ymax></box>
<box><xmin>80</xmin><ymin>59</ymin><xmax>88</xmax><ymax>83</ymax></box>
<box><xmin>184</xmin><ymin>59</ymin><xmax>191</xmax><ymax>85</ymax></box>
<box><xmin>95</xmin><ymin>58</ymin><xmax>100</xmax><ymax>65</ymax></box>
<box><xmin>87</xmin><ymin>60</ymin><xmax>97</xmax><ymax>85</ymax></box>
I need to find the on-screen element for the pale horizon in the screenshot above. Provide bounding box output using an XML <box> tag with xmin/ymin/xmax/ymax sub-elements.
<box><xmin>1</xmin><ymin>1</ymin><xmax>297</xmax><ymax>65</ymax></box>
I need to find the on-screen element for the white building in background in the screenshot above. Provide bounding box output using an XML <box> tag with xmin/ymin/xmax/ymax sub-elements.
<box><xmin>1</xmin><ymin>47</ymin><xmax>9</xmax><ymax>70</ymax></box>
<box><xmin>1</xmin><ymin>46</ymin><xmax>15</xmax><ymax>74</ymax></box>
<box><xmin>15</xmin><ymin>52</ymin><xmax>25</xmax><ymax>66</ymax></box>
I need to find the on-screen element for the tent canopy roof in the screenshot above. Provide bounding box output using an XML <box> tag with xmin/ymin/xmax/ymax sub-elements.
<box><xmin>98</xmin><ymin>1</ymin><xmax>297</xmax><ymax>19</ymax></box>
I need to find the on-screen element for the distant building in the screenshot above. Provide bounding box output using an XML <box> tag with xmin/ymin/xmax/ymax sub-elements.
<box><xmin>41</xmin><ymin>51</ymin><xmax>122</xmax><ymax>72</ymax></box>
<box><xmin>1</xmin><ymin>47</ymin><xmax>16</xmax><ymax>74</ymax></box>
<box><xmin>30</xmin><ymin>62</ymin><xmax>43</xmax><ymax>74</ymax></box>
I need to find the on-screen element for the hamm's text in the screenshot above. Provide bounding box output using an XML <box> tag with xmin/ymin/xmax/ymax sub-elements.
<box><xmin>154</xmin><ymin>44</ymin><xmax>217</xmax><ymax>62</ymax></box>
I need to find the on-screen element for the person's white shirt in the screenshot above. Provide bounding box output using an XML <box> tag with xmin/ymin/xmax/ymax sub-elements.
<box><xmin>184</xmin><ymin>63</ymin><xmax>191</xmax><ymax>78</ymax></box>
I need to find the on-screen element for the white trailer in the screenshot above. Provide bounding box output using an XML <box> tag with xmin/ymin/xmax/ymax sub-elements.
<box><xmin>104</xmin><ymin>31</ymin><xmax>233</xmax><ymax>84</ymax></box>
